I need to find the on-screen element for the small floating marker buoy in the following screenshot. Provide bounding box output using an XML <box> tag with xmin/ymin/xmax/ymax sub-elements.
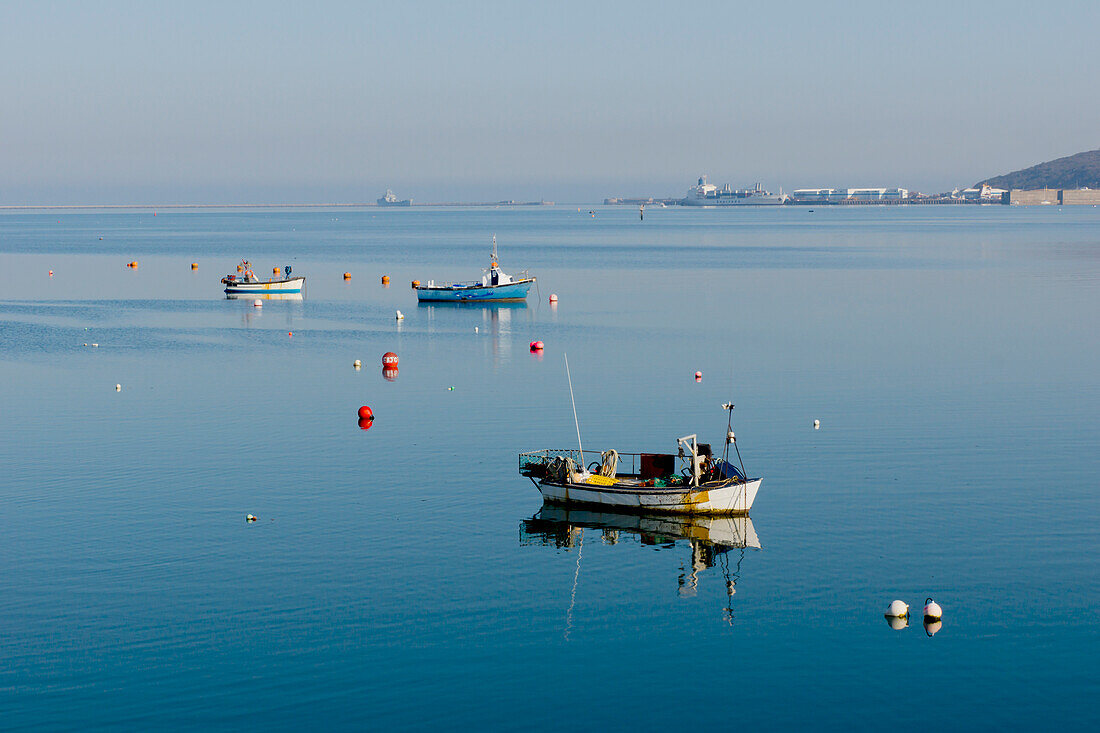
<box><xmin>885</xmin><ymin>600</ymin><xmax>909</xmax><ymax>618</ymax></box>
<box><xmin>91</xmin><ymin>343</ymin><xmax>98</xmax><ymax>347</ymax></box>
<box><xmin>382</xmin><ymin>352</ymin><xmax>399</xmax><ymax>367</ymax></box>
<box><xmin>549</xmin><ymin>293</ymin><xmax>558</xmax><ymax>303</ymax></box>
<box><xmin>411</xmin><ymin>280</ymin><xmax>420</xmax><ymax>288</ymax></box>
<box><xmin>694</xmin><ymin>371</ymin><xmax>702</xmax><ymax>381</ymax></box>
<box><xmin>381</xmin><ymin>275</ymin><xmax>390</xmax><ymax>284</ymax></box>
<box><xmin>358</xmin><ymin>405</ymin><xmax>374</xmax><ymax>420</ymax></box>
<box><xmin>448</xmin><ymin>386</ymin><xmax>454</xmax><ymax>391</ymax></box>
<box><xmin>343</xmin><ymin>272</ymin><xmax>351</xmax><ymax>280</ymax></box>
<box><xmin>813</xmin><ymin>419</ymin><xmax>820</xmax><ymax>429</ymax></box>
<box><xmin>353</xmin><ymin>359</ymin><xmax>361</xmax><ymax>369</ymax></box>
<box><xmin>253</xmin><ymin>299</ymin><xmax>262</xmax><ymax>307</ymax></box>
<box><xmin>382</xmin><ymin>366</ymin><xmax>399</xmax><ymax>381</ymax></box>
<box><xmin>115</xmin><ymin>384</ymin><xmax>121</xmax><ymax>391</ymax></box>
<box><xmin>273</xmin><ymin>266</ymin><xmax>280</xmax><ymax>275</ymax></box>
<box><xmin>191</xmin><ymin>263</ymin><xmax>198</xmax><ymax>270</ymax></box>
<box><xmin>530</xmin><ymin>340</ymin><xmax>544</xmax><ymax>352</ymax></box>
<box><xmin>49</xmin><ymin>270</ymin><xmax>54</xmax><ymax>276</ymax></box>
<box><xmin>924</xmin><ymin>618</ymin><xmax>942</xmax><ymax>637</ymax></box>
<box><xmin>246</xmin><ymin>514</ymin><xmax>258</xmax><ymax>522</ymax></box>
<box><xmin>288</xmin><ymin>331</ymin><xmax>293</xmax><ymax>337</ymax></box>
<box><xmin>474</xmin><ymin>326</ymin><xmax>478</xmax><ymax>333</ymax></box>
<box><xmin>395</xmin><ymin>310</ymin><xmax>404</xmax><ymax>320</ymax></box>
<box><xmin>923</xmin><ymin>598</ymin><xmax>942</xmax><ymax>620</ymax></box>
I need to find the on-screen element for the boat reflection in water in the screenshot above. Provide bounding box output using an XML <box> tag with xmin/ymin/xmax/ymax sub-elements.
<box><xmin>225</xmin><ymin>291</ymin><xmax>304</xmax><ymax>301</ymax></box>
<box><xmin>520</xmin><ymin>504</ymin><xmax>760</xmax><ymax>628</ymax></box>
<box><xmin>419</xmin><ymin>300</ymin><xmax>529</xmax><ymax>364</ymax></box>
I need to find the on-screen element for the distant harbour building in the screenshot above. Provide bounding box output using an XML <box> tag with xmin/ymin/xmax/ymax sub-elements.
<box><xmin>958</xmin><ymin>184</ymin><xmax>1007</xmax><ymax>201</ymax></box>
<box><xmin>790</xmin><ymin>188</ymin><xmax>908</xmax><ymax>203</ymax></box>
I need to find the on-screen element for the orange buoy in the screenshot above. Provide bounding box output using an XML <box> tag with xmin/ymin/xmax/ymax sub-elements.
<box><xmin>382</xmin><ymin>352</ymin><xmax>399</xmax><ymax>367</ymax></box>
<box><xmin>191</xmin><ymin>263</ymin><xmax>198</xmax><ymax>270</ymax></box>
<box><xmin>381</xmin><ymin>275</ymin><xmax>390</xmax><ymax>284</ymax></box>
<box><xmin>382</xmin><ymin>366</ymin><xmax>399</xmax><ymax>382</ymax></box>
<box><xmin>358</xmin><ymin>417</ymin><xmax>374</xmax><ymax>430</ymax></box>
<box><xmin>411</xmin><ymin>280</ymin><xmax>420</xmax><ymax>288</ymax></box>
<box><xmin>343</xmin><ymin>272</ymin><xmax>351</xmax><ymax>280</ymax></box>
<box><xmin>288</xmin><ymin>331</ymin><xmax>293</xmax><ymax>337</ymax></box>
<box><xmin>273</xmin><ymin>266</ymin><xmax>280</xmax><ymax>275</ymax></box>
<box><xmin>358</xmin><ymin>405</ymin><xmax>374</xmax><ymax>420</ymax></box>
<box><xmin>237</xmin><ymin>264</ymin><xmax>243</xmax><ymax>273</ymax></box>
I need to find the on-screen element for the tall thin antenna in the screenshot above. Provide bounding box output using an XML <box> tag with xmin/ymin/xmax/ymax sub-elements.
<box><xmin>564</xmin><ymin>353</ymin><xmax>583</xmax><ymax>457</ymax></box>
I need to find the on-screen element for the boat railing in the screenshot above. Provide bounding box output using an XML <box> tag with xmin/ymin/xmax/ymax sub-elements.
<box><xmin>519</xmin><ymin>449</ymin><xmax>644</xmax><ymax>476</ymax></box>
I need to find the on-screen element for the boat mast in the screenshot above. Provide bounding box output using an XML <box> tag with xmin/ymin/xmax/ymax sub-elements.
<box><xmin>490</xmin><ymin>234</ymin><xmax>498</xmax><ymax>268</ymax></box>
<box><xmin>722</xmin><ymin>402</ymin><xmax>747</xmax><ymax>478</ymax></box>
<box><xmin>564</xmin><ymin>353</ymin><xmax>584</xmax><ymax>459</ymax></box>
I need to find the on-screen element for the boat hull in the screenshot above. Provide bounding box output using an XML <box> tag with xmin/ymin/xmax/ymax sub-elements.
<box><xmin>224</xmin><ymin>277</ymin><xmax>306</xmax><ymax>294</ymax></box>
<box><xmin>536</xmin><ymin>477</ymin><xmax>761</xmax><ymax>515</ymax></box>
<box><xmin>415</xmin><ymin>279</ymin><xmax>534</xmax><ymax>302</ymax></box>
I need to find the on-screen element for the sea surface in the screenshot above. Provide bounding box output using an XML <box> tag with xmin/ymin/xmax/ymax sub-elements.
<box><xmin>1</xmin><ymin>205</ymin><xmax>1098</xmax><ymax>730</ymax></box>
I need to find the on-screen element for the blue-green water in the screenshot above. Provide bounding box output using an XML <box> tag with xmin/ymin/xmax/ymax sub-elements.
<box><xmin>1</xmin><ymin>206</ymin><xmax>1098</xmax><ymax>729</ymax></box>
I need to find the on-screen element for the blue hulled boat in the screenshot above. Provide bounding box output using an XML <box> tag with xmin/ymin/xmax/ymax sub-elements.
<box><xmin>415</xmin><ymin>236</ymin><xmax>535</xmax><ymax>302</ymax></box>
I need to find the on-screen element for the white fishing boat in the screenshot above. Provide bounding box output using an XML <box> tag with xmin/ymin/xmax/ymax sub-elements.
<box><xmin>415</xmin><ymin>236</ymin><xmax>535</xmax><ymax>302</ymax></box>
<box><xmin>519</xmin><ymin>359</ymin><xmax>762</xmax><ymax>515</ymax></box>
<box><xmin>221</xmin><ymin>260</ymin><xmax>305</xmax><ymax>295</ymax></box>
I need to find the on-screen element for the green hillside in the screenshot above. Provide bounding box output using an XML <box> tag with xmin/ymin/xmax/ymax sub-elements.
<box><xmin>976</xmin><ymin>148</ymin><xmax>1100</xmax><ymax>189</ymax></box>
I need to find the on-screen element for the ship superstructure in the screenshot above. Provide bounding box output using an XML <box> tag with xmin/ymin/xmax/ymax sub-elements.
<box><xmin>682</xmin><ymin>175</ymin><xmax>787</xmax><ymax>206</ymax></box>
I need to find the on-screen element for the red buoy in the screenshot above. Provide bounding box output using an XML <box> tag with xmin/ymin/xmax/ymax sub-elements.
<box><xmin>694</xmin><ymin>371</ymin><xmax>702</xmax><ymax>381</ymax></box>
<box><xmin>358</xmin><ymin>405</ymin><xmax>374</xmax><ymax>420</ymax></box>
<box><xmin>530</xmin><ymin>340</ymin><xmax>544</xmax><ymax>351</ymax></box>
<box><xmin>358</xmin><ymin>417</ymin><xmax>373</xmax><ymax>430</ymax></box>
<box><xmin>382</xmin><ymin>352</ymin><xmax>399</xmax><ymax>367</ymax></box>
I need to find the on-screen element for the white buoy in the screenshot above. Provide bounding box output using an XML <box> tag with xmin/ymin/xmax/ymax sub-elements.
<box><xmin>246</xmin><ymin>514</ymin><xmax>257</xmax><ymax>522</ymax></box>
<box><xmin>91</xmin><ymin>343</ymin><xmax>99</xmax><ymax>347</ymax></box>
<box><xmin>353</xmin><ymin>359</ymin><xmax>361</xmax><ymax>369</ymax></box>
<box><xmin>253</xmin><ymin>299</ymin><xmax>262</xmax><ymax>307</ymax></box>
<box><xmin>923</xmin><ymin>598</ymin><xmax>943</xmax><ymax>620</ymax></box>
<box><xmin>885</xmin><ymin>599</ymin><xmax>909</xmax><ymax>618</ymax></box>
<box><xmin>813</xmin><ymin>419</ymin><xmax>820</xmax><ymax>429</ymax></box>
<box><xmin>475</xmin><ymin>326</ymin><xmax>478</xmax><ymax>333</ymax></box>
<box><xmin>396</xmin><ymin>310</ymin><xmax>404</xmax><ymax>320</ymax></box>
<box><xmin>115</xmin><ymin>384</ymin><xmax>121</xmax><ymax>391</ymax></box>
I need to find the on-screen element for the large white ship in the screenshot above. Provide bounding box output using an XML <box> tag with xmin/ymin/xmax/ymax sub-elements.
<box><xmin>682</xmin><ymin>175</ymin><xmax>787</xmax><ymax>206</ymax></box>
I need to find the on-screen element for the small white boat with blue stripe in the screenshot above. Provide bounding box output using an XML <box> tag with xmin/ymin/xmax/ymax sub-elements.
<box><xmin>222</xmin><ymin>260</ymin><xmax>305</xmax><ymax>295</ymax></box>
<box><xmin>415</xmin><ymin>236</ymin><xmax>534</xmax><ymax>302</ymax></box>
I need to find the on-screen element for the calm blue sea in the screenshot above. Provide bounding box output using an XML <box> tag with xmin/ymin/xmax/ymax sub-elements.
<box><xmin>1</xmin><ymin>205</ymin><xmax>1098</xmax><ymax>730</ymax></box>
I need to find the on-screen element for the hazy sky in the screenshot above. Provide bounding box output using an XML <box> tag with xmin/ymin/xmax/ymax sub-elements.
<box><xmin>1</xmin><ymin>0</ymin><xmax>1098</xmax><ymax>203</ymax></box>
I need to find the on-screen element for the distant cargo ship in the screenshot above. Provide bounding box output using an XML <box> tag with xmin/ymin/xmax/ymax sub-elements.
<box><xmin>682</xmin><ymin>175</ymin><xmax>787</xmax><ymax>206</ymax></box>
<box><xmin>378</xmin><ymin>189</ymin><xmax>412</xmax><ymax>206</ymax></box>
